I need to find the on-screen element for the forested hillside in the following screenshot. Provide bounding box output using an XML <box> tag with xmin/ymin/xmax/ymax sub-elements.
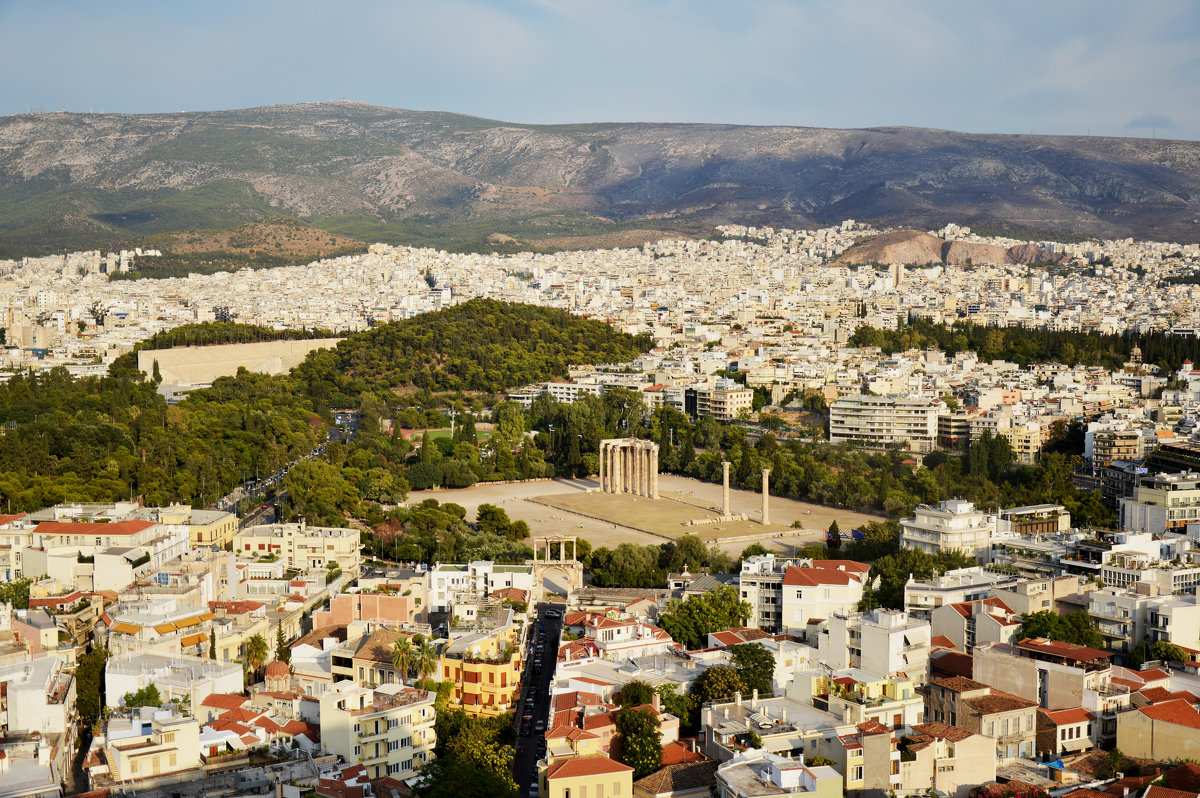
<box><xmin>850</xmin><ymin>318</ymin><xmax>1198</xmax><ymax>370</ymax></box>
<box><xmin>293</xmin><ymin>298</ymin><xmax>652</xmax><ymax>403</ymax></box>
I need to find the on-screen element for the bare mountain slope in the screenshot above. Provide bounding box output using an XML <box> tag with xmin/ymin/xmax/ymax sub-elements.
<box><xmin>2</xmin><ymin>101</ymin><xmax>1199</xmax><ymax>256</ymax></box>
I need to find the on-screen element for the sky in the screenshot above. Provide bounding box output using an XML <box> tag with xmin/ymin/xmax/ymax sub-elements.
<box><xmin>1</xmin><ymin>0</ymin><xmax>1198</xmax><ymax>139</ymax></box>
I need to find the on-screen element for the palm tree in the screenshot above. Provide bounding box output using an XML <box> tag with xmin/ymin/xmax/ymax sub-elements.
<box><xmin>246</xmin><ymin>633</ymin><xmax>269</xmax><ymax>681</ymax></box>
<box><xmin>414</xmin><ymin>640</ymin><xmax>439</xmax><ymax>687</ymax></box>
<box><xmin>391</xmin><ymin>637</ymin><xmax>413</xmax><ymax>686</ymax></box>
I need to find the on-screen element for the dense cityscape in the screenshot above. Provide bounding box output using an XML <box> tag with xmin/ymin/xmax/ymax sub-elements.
<box><xmin>2</xmin><ymin>217</ymin><xmax>1200</xmax><ymax>798</ymax></box>
<box><xmin>5</xmin><ymin>3</ymin><xmax>1200</xmax><ymax>798</ymax></box>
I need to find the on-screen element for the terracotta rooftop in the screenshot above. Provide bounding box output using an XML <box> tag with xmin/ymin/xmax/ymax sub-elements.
<box><xmin>1144</xmin><ymin>787</ymin><xmax>1200</xmax><ymax>798</ymax></box>
<box><xmin>1040</xmin><ymin>707</ymin><xmax>1095</xmax><ymax>725</ymax></box>
<box><xmin>1016</xmin><ymin>637</ymin><xmax>1112</xmax><ymax>663</ymax></box>
<box><xmin>1164</xmin><ymin>763</ymin><xmax>1200</xmax><ymax>793</ymax></box>
<box><xmin>1138</xmin><ymin>698</ymin><xmax>1200</xmax><ymax>730</ymax></box>
<box><xmin>962</xmin><ymin>689</ymin><xmax>1037</xmax><ymax>715</ymax></box>
<box><xmin>632</xmin><ymin>760</ymin><xmax>718</xmax><ymax>794</ymax></box>
<box><xmin>546</xmin><ymin>755</ymin><xmax>634</xmax><ymax>780</ymax></box>
<box><xmin>783</xmin><ymin>566</ymin><xmax>859</xmax><ymax>586</ymax></box>
<box><xmin>911</xmin><ymin>721</ymin><xmax>973</xmax><ymax>742</ymax></box>
<box><xmin>928</xmin><ymin>675</ymin><xmax>989</xmax><ymax>693</ymax></box>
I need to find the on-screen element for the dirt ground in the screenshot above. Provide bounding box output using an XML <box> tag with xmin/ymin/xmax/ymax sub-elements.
<box><xmin>406</xmin><ymin>474</ymin><xmax>886</xmax><ymax>556</ymax></box>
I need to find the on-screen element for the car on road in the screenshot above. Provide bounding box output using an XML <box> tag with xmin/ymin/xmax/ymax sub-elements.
<box><xmin>520</xmin><ymin>719</ymin><xmax>532</xmax><ymax>736</ymax></box>
<box><xmin>545</xmin><ymin>610</ymin><xmax>561</xmax><ymax>618</ymax></box>
<box><xmin>535</xmin><ymin>718</ymin><xmax>546</xmax><ymax>733</ymax></box>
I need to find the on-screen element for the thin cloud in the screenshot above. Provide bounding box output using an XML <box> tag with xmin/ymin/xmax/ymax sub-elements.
<box><xmin>1126</xmin><ymin>113</ymin><xmax>1176</xmax><ymax>129</ymax></box>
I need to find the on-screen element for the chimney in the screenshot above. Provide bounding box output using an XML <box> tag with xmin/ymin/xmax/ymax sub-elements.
<box><xmin>651</xmin><ymin>691</ymin><xmax>661</xmax><ymax>713</ymax></box>
<box><xmin>781</xmin><ymin>707</ymin><xmax>787</xmax><ymax>724</ymax></box>
<box><xmin>735</xmin><ymin>691</ymin><xmax>742</xmax><ymax>707</ymax></box>
<box><xmin>752</xmin><ymin>688</ymin><xmax>759</xmax><ymax>708</ymax></box>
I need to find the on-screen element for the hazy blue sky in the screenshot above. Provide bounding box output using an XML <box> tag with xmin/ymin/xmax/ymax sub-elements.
<box><xmin>2</xmin><ymin>0</ymin><xmax>1197</xmax><ymax>139</ymax></box>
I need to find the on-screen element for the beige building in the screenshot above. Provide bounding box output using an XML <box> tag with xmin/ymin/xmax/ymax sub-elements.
<box><xmin>1116</xmin><ymin>698</ymin><xmax>1200</xmax><ymax>760</ymax></box>
<box><xmin>921</xmin><ymin>675</ymin><xmax>1037</xmax><ymax>760</ymax></box>
<box><xmin>695</xmin><ymin>383</ymin><xmax>755</xmax><ymax>422</ymax></box>
<box><xmin>544</xmin><ymin>755</ymin><xmax>635</xmax><ymax>798</ymax></box>
<box><xmin>900</xmin><ymin>499</ymin><xmax>996</xmax><ymax>562</ymax></box>
<box><xmin>829</xmin><ymin>394</ymin><xmax>943</xmax><ymax>452</ymax></box>
<box><xmin>899</xmin><ymin>722</ymin><xmax>996</xmax><ymax>798</ymax></box>
<box><xmin>235</xmin><ymin>521</ymin><xmax>362</xmax><ymax>572</ymax></box>
<box><xmin>95</xmin><ymin>706</ymin><xmax>201</xmax><ymax>786</ymax></box>
<box><xmin>973</xmin><ymin>639</ymin><xmax>1116</xmax><ymax>711</ymax></box>
<box><xmin>818</xmin><ymin>609</ymin><xmax>931</xmax><ymax>682</ymax></box>
<box><xmin>318</xmin><ymin>681</ymin><xmax>436</xmax><ymax>780</ymax></box>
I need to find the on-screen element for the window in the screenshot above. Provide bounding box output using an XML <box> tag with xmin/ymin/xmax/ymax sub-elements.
<box><xmin>168</xmin><ymin>753</ymin><xmax>177</xmax><ymax>767</ymax></box>
<box><xmin>354</xmin><ymin>745</ymin><xmax>361</xmax><ymax>756</ymax></box>
<box><xmin>354</xmin><ymin>723</ymin><xmax>361</xmax><ymax>734</ymax></box>
<box><xmin>851</xmin><ymin>766</ymin><xmax>863</xmax><ymax>781</ymax></box>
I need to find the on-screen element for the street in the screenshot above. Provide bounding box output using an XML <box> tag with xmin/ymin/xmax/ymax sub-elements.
<box><xmin>512</xmin><ymin>603</ymin><xmax>564</xmax><ymax>797</ymax></box>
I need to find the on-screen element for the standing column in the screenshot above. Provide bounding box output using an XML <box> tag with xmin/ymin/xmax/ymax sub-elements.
<box><xmin>722</xmin><ymin>462</ymin><xmax>731</xmax><ymax>517</ymax></box>
<box><xmin>599</xmin><ymin>442</ymin><xmax>607</xmax><ymax>492</ymax></box>
<box><xmin>639</xmin><ymin>446</ymin><xmax>648</xmax><ymax>497</ymax></box>
<box><xmin>650</xmin><ymin>447</ymin><xmax>659</xmax><ymax>499</ymax></box>
<box><xmin>609</xmin><ymin>444</ymin><xmax>618</xmax><ymax>494</ymax></box>
<box><xmin>761</xmin><ymin>468</ymin><xmax>771</xmax><ymax>526</ymax></box>
<box><xmin>619</xmin><ymin>444</ymin><xmax>628</xmax><ymax>494</ymax></box>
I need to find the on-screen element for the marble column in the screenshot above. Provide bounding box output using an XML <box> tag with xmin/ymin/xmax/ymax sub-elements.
<box><xmin>650</xmin><ymin>447</ymin><xmax>659</xmax><ymax>499</ymax></box>
<box><xmin>762</xmin><ymin>468</ymin><xmax>771</xmax><ymax>525</ymax></box>
<box><xmin>722</xmin><ymin>462</ymin><xmax>731</xmax><ymax>517</ymax></box>
<box><xmin>599</xmin><ymin>442</ymin><xmax>607</xmax><ymax>492</ymax></box>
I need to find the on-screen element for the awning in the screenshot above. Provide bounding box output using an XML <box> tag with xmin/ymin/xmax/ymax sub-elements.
<box><xmin>110</xmin><ymin>622</ymin><xmax>141</xmax><ymax>635</ymax></box>
<box><xmin>181</xmin><ymin>632</ymin><xmax>209</xmax><ymax>647</ymax></box>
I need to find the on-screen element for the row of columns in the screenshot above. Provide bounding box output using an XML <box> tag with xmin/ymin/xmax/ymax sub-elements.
<box><xmin>531</xmin><ymin>536</ymin><xmax>577</xmax><ymax>562</ymax></box>
<box><xmin>599</xmin><ymin>438</ymin><xmax>660</xmax><ymax>499</ymax></box>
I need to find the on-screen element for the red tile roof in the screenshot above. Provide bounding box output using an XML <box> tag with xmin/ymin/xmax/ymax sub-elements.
<box><xmin>963</xmin><ymin>689</ymin><xmax>1038</xmax><ymax>715</ymax></box>
<box><xmin>1164</xmin><ymin>763</ymin><xmax>1200</xmax><ymax>793</ymax></box>
<box><xmin>930</xmin><ymin>635</ymin><xmax>958</xmax><ymax>650</ymax></box>
<box><xmin>1017</xmin><ymin>637</ymin><xmax>1112</xmax><ymax>662</ymax></box>
<box><xmin>783</xmin><ymin>566</ymin><xmax>859</xmax><ymax>586</ymax></box>
<box><xmin>35</xmin><ymin>520</ymin><xmax>156</xmax><ymax>536</ymax></box>
<box><xmin>911</xmin><ymin>722</ymin><xmax>973</xmax><ymax>741</ymax></box>
<box><xmin>201</xmin><ymin>693</ymin><xmax>249</xmax><ymax>710</ymax></box>
<box><xmin>546</xmin><ymin>755</ymin><xmax>633</xmax><ymax>780</ymax></box>
<box><xmin>1144</xmin><ymin>787</ymin><xmax>1200</xmax><ymax>798</ymax></box>
<box><xmin>1040</xmin><ymin>707</ymin><xmax>1095</xmax><ymax>725</ymax></box>
<box><xmin>1138</xmin><ymin>698</ymin><xmax>1200</xmax><ymax>730</ymax></box>
<box><xmin>810</xmin><ymin>559</ymin><xmax>871</xmax><ymax>573</ymax></box>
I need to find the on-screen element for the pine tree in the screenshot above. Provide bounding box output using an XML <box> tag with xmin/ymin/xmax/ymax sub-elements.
<box><xmin>276</xmin><ymin>625</ymin><xmax>291</xmax><ymax>665</ymax></box>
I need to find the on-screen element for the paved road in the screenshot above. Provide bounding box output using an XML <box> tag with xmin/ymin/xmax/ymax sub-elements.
<box><xmin>512</xmin><ymin>603</ymin><xmax>564</xmax><ymax>797</ymax></box>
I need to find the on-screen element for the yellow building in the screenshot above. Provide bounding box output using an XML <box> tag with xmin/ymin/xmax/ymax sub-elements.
<box><xmin>319</xmin><ymin>681</ymin><xmax>436</xmax><ymax>781</ymax></box>
<box><xmin>440</xmin><ymin>627</ymin><xmax>522</xmax><ymax>716</ymax></box>
<box><xmin>98</xmin><ymin>706</ymin><xmax>200</xmax><ymax>785</ymax></box>
<box><xmin>544</xmin><ymin>755</ymin><xmax>634</xmax><ymax>798</ymax></box>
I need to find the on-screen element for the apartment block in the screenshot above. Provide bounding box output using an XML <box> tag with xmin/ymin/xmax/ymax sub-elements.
<box><xmin>829</xmin><ymin>394</ymin><xmax>942</xmax><ymax>452</ymax></box>
<box><xmin>900</xmin><ymin>499</ymin><xmax>996</xmax><ymax>562</ymax></box>
<box><xmin>319</xmin><ymin>681</ymin><xmax>436</xmax><ymax>780</ymax></box>
<box><xmin>234</xmin><ymin>521</ymin><xmax>362</xmax><ymax>572</ymax></box>
<box><xmin>818</xmin><ymin>609</ymin><xmax>931</xmax><ymax>682</ymax></box>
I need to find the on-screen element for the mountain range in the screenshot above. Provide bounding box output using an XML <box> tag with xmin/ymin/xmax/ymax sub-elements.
<box><xmin>2</xmin><ymin>100</ymin><xmax>1200</xmax><ymax>257</ymax></box>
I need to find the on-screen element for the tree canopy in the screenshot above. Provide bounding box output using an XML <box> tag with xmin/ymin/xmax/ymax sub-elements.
<box><xmin>657</xmin><ymin>585</ymin><xmax>752</xmax><ymax>650</ymax></box>
<box><xmin>1016</xmin><ymin>610</ymin><xmax>1104</xmax><ymax>649</ymax></box>
<box><xmin>615</xmin><ymin>706</ymin><xmax>662</xmax><ymax>779</ymax></box>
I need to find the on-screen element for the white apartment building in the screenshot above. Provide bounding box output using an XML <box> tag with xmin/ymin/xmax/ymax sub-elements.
<box><xmin>829</xmin><ymin>394</ymin><xmax>943</xmax><ymax>452</ymax></box>
<box><xmin>105</xmin><ymin>653</ymin><xmax>243</xmax><ymax>710</ymax></box>
<box><xmin>28</xmin><ymin>519</ymin><xmax>187</xmax><ymax>572</ymax></box>
<box><xmin>900</xmin><ymin>499</ymin><xmax>996</xmax><ymax>562</ymax></box>
<box><xmin>818</xmin><ymin>609</ymin><xmax>931</xmax><ymax>682</ymax></box>
<box><xmin>427</xmin><ymin>561</ymin><xmax>533</xmax><ymax>613</ymax></box>
<box><xmin>903</xmin><ymin>567</ymin><xmax>1020</xmax><ymax>619</ymax></box>
<box><xmin>739</xmin><ymin>554</ymin><xmax>789</xmax><ymax>633</ymax></box>
<box><xmin>234</xmin><ymin>521</ymin><xmax>362</xmax><ymax>572</ymax></box>
<box><xmin>780</xmin><ymin>564</ymin><xmax>865</xmax><ymax>635</ymax></box>
<box><xmin>0</xmin><ymin>656</ymin><xmax>75</xmax><ymax>738</ymax></box>
<box><xmin>1121</xmin><ymin>471</ymin><xmax>1200</xmax><ymax>535</ymax></box>
<box><xmin>319</xmin><ymin>682</ymin><xmax>436</xmax><ymax>780</ymax></box>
